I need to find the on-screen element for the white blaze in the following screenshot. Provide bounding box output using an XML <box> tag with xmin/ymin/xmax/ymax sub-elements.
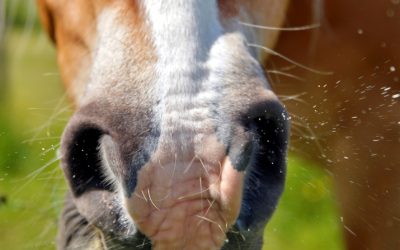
<box><xmin>143</xmin><ymin>0</ymin><xmax>223</xmax><ymax>141</ymax></box>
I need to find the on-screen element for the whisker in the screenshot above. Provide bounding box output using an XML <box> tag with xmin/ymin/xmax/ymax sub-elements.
<box><xmin>35</xmin><ymin>175</ymin><xmax>64</xmax><ymax>181</ymax></box>
<box><xmin>278</xmin><ymin>92</ymin><xmax>308</xmax><ymax>104</ymax></box>
<box><xmin>183</xmin><ymin>154</ymin><xmax>196</xmax><ymax>174</ymax></box>
<box><xmin>170</xmin><ymin>153</ymin><xmax>177</xmax><ymax>182</ymax></box>
<box><xmin>136</xmin><ymin>238</ymin><xmax>152</xmax><ymax>249</ymax></box>
<box><xmin>227</xmin><ymin>227</ymin><xmax>246</xmax><ymax>241</ymax></box>
<box><xmin>147</xmin><ymin>189</ymin><xmax>160</xmax><ymax>211</ymax></box>
<box><xmin>27</xmin><ymin>95</ymin><xmax>71</xmax><ymax>143</ymax></box>
<box><xmin>279</xmin><ymin>65</ymin><xmax>299</xmax><ymax>72</ymax></box>
<box><xmin>158</xmin><ymin>159</ymin><xmax>164</xmax><ymax>169</ymax></box>
<box><xmin>98</xmin><ymin>229</ymin><xmax>109</xmax><ymax>250</ymax></box>
<box><xmin>22</xmin><ymin>136</ymin><xmax>61</xmax><ymax>143</ymax></box>
<box><xmin>18</xmin><ymin>156</ymin><xmax>60</xmax><ymax>181</ymax></box>
<box><xmin>290</xmin><ymin>119</ymin><xmax>325</xmax><ymax>156</ymax></box>
<box><xmin>239</xmin><ymin>21</ymin><xmax>320</xmax><ymax>31</ymax></box>
<box><xmin>200</xmin><ymin>177</ymin><xmax>204</xmax><ymax>209</ymax></box>
<box><xmin>11</xmin><ymin>156</ymin><xmax>60</xmax><ymax>196</ymax></box>
<box><xmin>177</xmin><ymin>186</ymin><xmax>210</xmax><ymax>200</ymax></box>
<box><xmin>217</xmin><ymin>161</ymin><xmax>223</xmax><ymax>182</ymax></box>
<box><xmin>247</xmin><ymin>43</ymin><xmax>333</xmax><ymax>75</ymax></box>
<box><xmin>154</xmin><ymin>193</ymin><xmax>171</xmax><ymax>202</ymax></box>
<box><xmin>204</xmin><ymin>199</ymin><xmax>216</xmax><ymax>217</ymax></box>
<box><xmin>133</xmin><ymin>190</ymin><xmax>148</xmax><ymax>202</ymax></box>
<box><xmin>267</xmin><ymin>69</ymin><xmax>307</xmax><ymax>82</ymax></box>
<box><xmin>195</xmin><ymin>215</ymin><xmax>225</xmax><ymax>235</ymax></box>
<box><xmin>197</xmin><ymin>156</ymin><xmax>209</xmax><ymax>176</ymax></box>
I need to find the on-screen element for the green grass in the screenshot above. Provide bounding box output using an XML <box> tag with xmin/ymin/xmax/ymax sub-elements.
<box><xmin>263</xmin><ymin>157</ymin><xmax>345</xmax><ymax>250</ymax></box>
<box><xmin>0</xmin><ymin>29</ymin><xmax>345</xmax><ymax>249</ymax></box>
<box><xmin>0</xmin><ymin>28</ymin><xmax>69</xmax><ymax>250</ymax></box>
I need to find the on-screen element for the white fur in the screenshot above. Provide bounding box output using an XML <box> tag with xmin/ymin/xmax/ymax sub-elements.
<box><xmin>143</xmin><ymin>0</ymin><xmax>223</xmax><ymax>140</ymax></box>
<box><xmin>84</xmin><ymin>7</ymin><xmax>128</xmax><ymax>101</ymax></box>
<box><xmin>142</xmin><ymin>0</ymin><xmax>268</xmax><ymax>151</ymax></box>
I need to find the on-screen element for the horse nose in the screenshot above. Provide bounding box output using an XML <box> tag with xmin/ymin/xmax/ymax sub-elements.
<box><xmin>59</xmin><ymin>87</ymin><xmax>290</xmax><ymax>245</ymax></box>
<box><xmin>59</xmin><ymin>89</ymin><xmax>290</xmax><ymax>197</ymax></box>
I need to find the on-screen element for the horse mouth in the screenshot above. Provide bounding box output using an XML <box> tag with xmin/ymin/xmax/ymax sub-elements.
<box><xmin>123</xmin><ymin>154</ymin><xmax>244</xmax><ymax>250</ymax></box>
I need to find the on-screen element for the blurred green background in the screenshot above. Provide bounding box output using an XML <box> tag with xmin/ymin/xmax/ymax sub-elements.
<box><xmin>0</xmin><ymin>1</ymin><xmax>344</xmax><ymax>249</ymax></box>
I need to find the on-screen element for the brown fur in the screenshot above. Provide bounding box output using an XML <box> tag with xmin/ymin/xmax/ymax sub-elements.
<box><xmin>239</xmin><ymin>0</ymin><xmax>290</xmax><ymax>62</ymax></box>
<box><xmin>272</xmin><ymin>1</ymin><xmax>400</xmax><ymax>249</ymax></box>
<box><xmin>37</xmin><ymin>0</ymin><xmax>153</xmax><ymax>104</ymax></box>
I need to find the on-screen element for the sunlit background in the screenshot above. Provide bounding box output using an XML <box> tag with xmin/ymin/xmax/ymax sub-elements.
<box><xmin>0</xmin><ymin>1</ymin><xmax>349</xmax><ymax>249</ymax></box>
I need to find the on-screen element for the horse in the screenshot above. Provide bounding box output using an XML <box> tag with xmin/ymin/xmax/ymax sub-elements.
<box><xmin>37</xmin><ymin>0</ymin><xmax>290</xmax><ymax>249</ymax></box>
<box><xmin>37</xmin><ymin>0</ymin><xmax>400</xmax><ymax>249</ymax></box>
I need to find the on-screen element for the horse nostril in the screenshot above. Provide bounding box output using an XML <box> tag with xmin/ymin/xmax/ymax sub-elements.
<box><xmin>61</xmin><ymin>116</ymin><xmax>113</xmax><ymax>197</ymax></box>
<box><xmin>60</xmin><ymin>114</ymin><xmax>141</xmax><ymax>241</ymax></box>
<box><xmin>235</xmin><ymin>100</ymin><xmax>289</xmax><ymax>231</ymax></box>
<box><xmin>229</xmin><ymin>100</ymin><xmax>289</xmax><ymax>172</ymax></box>
<box><xmin>247</xmin><ymin>101</ymin><xmax>289</xmax><ymax>169</ymax></box>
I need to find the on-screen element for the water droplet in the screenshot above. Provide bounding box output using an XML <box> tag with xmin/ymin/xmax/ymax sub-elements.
<box><xmin>390</xmin><ymin>66</ymin><xmax>396</xmax><ymax>72</ymax></box>
<box><xmin>392</xmin><ymin>93</ymin><xmax>400</xmax><ymax>99</ymax></box>
<box><xmin>357</xmin><ymin>29</ymin><xmax>364</xmax><ymax>35</ymax></box>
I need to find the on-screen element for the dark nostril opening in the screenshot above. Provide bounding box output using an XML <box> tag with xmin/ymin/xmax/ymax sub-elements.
<box><xmin>241</xmin><ymin>101</ymin><xmax>289</xmax><ymax>187</ymax></box>
<box><xmin>241</xmin><ymin>100</ymin><xmax>289</xmax><ymax>169</ymax></box>
<box><xmin>249</xmin><ymin>104</ymin><xmax>289</xmax><ymax>171</ymax></box>
<box><xmin>61</xmin><ymin>120</ymin><xmax>113</xmax><ymax>197</ymax></box>
<box><xmin>236</xmin><ymin>100</ymin><xmax>289</xmax><ymax>231</ymax></box>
